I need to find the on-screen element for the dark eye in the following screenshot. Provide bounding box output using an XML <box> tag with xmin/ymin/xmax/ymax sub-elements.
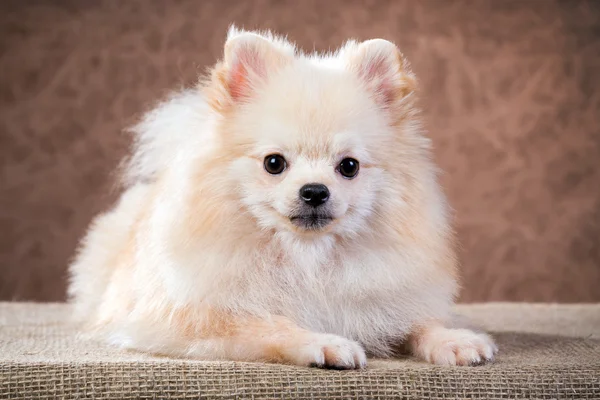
<box><xmin>338</xmin><ymin>158</ymin><xmax>359</xmax><ymax>179</ymax></box>
<box><xmin>264</xmin><ymin>154</ymin><xmax>287</xmax><ymax>175</ymax></box>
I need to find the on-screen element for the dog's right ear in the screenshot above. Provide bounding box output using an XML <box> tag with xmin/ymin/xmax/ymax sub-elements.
<box><xmin>206</xmin><ymin>27</ymin><xmax>294</xmax><ymax>111</ymax></box>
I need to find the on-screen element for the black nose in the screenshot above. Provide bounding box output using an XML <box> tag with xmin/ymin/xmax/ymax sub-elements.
<box><xmin>299</xmin><ymin>183</ymin><xmax>330</xmax><ymax>207</ymax></box>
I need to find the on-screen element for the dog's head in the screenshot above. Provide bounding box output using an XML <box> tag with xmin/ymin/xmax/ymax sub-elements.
<box><xmin>206</xmin><ymin>27</ymin><xmax>420</xmax><ymax>239</ymax></box>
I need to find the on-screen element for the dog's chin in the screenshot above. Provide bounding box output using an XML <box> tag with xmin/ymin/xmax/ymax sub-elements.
<box><xmin>289</xmin><ymin>214</ymin><xmax>334</xmax><ymax>232</ymax></box>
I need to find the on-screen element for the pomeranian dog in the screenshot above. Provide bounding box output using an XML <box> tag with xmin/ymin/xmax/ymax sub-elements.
<box><xmin>68</xmin><ymin>26</ymin><xmax>497</xmax><ymax>369</ymax></box>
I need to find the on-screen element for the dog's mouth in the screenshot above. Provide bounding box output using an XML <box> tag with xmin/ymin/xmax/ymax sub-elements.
<box><xmin>289</xmin><ymin>213</ymin><xmax>334</xmax><ymax>230</ymax></box>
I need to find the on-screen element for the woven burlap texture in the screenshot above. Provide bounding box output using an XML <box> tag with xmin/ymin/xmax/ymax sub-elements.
<box><xmin>1</xmin><ymin>303</ymin><xmax>599</xmax><ymax>399</ymax></box>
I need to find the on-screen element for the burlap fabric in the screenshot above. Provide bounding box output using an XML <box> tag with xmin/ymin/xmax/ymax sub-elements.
<box><xmin>1</xmin><ymin>303</ymin><xmax>599</xmax><ymax>399</ymax></box>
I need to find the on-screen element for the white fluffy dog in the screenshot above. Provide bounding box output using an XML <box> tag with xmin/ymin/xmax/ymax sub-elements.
<box><xmin>68</xmin><ymin>26</ymin><xmax>497</xmax><ymax>369</ymax></box>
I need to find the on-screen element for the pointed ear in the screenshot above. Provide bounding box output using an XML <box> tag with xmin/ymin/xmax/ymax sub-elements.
<box><xmin>345</xmin><ymin>39</ymin><xmax>417</xmax><ymax>108</ymax></box>
<box><xmin>207</xmin><ymin>27</ymin><xmax>294</xmax><ymax>110</ymax></box>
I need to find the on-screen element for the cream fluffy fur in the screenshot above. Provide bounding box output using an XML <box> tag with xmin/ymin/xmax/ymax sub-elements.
<box><xmin>68</xmin><ymin>26</ymin><xmax>497</xmax><ymax>368</ymax></box>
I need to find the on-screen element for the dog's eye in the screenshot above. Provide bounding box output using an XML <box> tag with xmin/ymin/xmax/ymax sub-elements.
<box><xmin>264</xmin><ymin>154</ymin><xmax>287</xmax><ymax>175</ymax></box>
<box><xmin>338</xmin><ymin>158</ymin><xmax>359</xmax><ymax>179</ymax></box>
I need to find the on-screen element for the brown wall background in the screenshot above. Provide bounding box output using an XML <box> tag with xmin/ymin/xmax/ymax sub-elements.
<box><xmin>1</xmin><ymin>0</ymin><xmax>599</xmax><ymax>303</ymax></box>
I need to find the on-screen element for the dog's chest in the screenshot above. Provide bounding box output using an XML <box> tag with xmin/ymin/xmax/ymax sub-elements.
<box><xmin>261</xmin><ymin>252</ymin><xmax>417</xmax><ymax>340</ymax></box>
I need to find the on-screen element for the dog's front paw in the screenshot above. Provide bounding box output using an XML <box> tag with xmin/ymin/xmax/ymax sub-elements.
<box><xmin>411</xmin><ymin>326</ymin><xmax>498</xmax><ymax>366</ymax></box>
<box><xmin>287</xmin><ymin>333</ymin><xmax>367</xmax><ymax>369</ymax></box>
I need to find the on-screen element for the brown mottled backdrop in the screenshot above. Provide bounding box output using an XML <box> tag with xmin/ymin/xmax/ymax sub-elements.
<box><xmin>1</xmin><ymin>0</ymin><xmax>599</xmax><ymax>302</ymax></box>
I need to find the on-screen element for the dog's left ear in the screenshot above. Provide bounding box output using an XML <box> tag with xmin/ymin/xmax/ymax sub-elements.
<box><xmin>206</xmin><ymin>27</ymin><xmax>294</xmax><ymax>111</ymax></box>
<box><xmin>345</xmin><ymin>39</ymin><xmax>417</xmax><ymax>108</ymax></box>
